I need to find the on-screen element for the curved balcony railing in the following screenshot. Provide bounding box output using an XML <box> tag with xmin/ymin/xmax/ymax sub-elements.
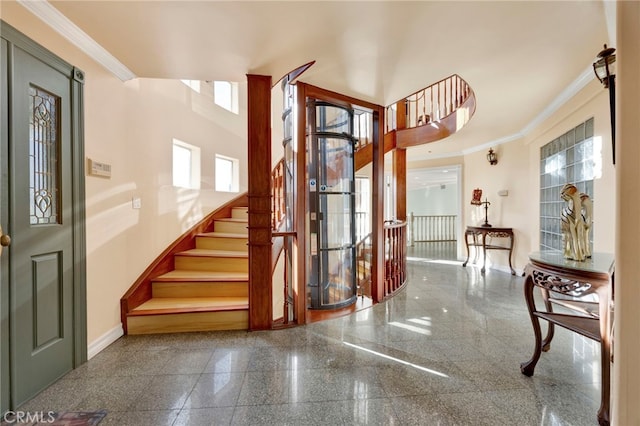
<box><xmin>408</xmin><ymin>213</ymin><xmax>457</xmax><ymax>244</ymax></box>
<box><xmin>384</xmin><ymin>74</ymin><xmax>476</xmax><ymax>147</ymax></box>
<box><xmin>384</xmin><ymin>220</ymin><xmax>407</xmax><ymax>299</ymax></box>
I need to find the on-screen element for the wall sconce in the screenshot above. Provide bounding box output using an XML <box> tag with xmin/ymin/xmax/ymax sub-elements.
<box><xmin>487</xmin><ymin>148</ymin><xmax>498</xmax><ymax>165</ymax></box>
<box><xmin>593</xmin><ymin>44</ymin><xmax>616</xmax><ymax>164</ymax></box>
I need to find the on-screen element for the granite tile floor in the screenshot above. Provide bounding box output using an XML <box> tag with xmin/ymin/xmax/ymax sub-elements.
<box><xmin>18</xmin><ymin>257</ymin><xmax>602</xmax><ymax>425</ymax></box>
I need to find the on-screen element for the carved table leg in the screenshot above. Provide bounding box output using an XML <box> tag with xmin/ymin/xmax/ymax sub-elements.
<box><xmin>480</xmin><ymin>232</ymin><xmax>487</xmax><ymax>274</ymax></box>
<box><xmin>462</xmin><ymin>231</ymin><xmax>471</xmax><ymax>267</ymax></box>
<box><xmin>540</xmin><ymin>287</ymin><xmax>555</xmax><ymax>352</ymax></box>
<box><xmin>508</xmin><ymin>233</ymin><xmax>516</xmax><ymax>275</ymax></box>
<box><xmin>597</xmin><ymin>287</ymin><xmax>611</xmax><ymax>426</ymax></box>
<box><xmin>520</xmin><ymin>274</ymin><xmax>542</xmax><ymax>376</ymax></box>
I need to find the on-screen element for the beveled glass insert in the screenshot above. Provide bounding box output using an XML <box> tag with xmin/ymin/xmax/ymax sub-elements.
<box><xmin>29</xmin><ymin>85</ymin><xmax>60</xmax><ymax>225</ymax></box>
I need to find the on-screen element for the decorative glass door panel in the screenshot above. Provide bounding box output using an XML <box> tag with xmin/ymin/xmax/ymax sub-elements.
<box><xmin>308</xmin><ymin>101</ymin><xmax>357</xmax><ymax>309</ymax></box>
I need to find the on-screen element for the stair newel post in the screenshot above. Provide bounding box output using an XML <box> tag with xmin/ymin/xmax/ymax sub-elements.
<box><xmin>247</xmin><ymin>74</ymin><xmax>273</xmax><ymax>330</ymax></box>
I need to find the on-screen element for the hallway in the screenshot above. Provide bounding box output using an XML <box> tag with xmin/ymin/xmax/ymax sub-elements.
<box><xmin>16</xmin><ymin>260</ymin><xmax>600</xmax><ymax>425</ymax></box>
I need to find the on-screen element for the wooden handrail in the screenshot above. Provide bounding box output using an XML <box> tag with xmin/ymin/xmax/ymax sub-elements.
<box><xmin>385</xmin><ymin>74</ymin><xmax>475</xmax><ymax>135</ymax></box>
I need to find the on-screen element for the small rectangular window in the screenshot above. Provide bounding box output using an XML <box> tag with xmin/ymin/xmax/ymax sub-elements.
<box><xmin>215</xmin><ymin>154</ymin><xmax>239</xmax><ymax>192</ymax></box>
<box><xmin>214</xmin><ymin>81</ymin><xmax>239</xmax><ymax>114</ymax></box>
<box><xmin>181</xmin><ymin>79</ymin><xmax>201</xmax><ymax>93</ymax></box>
<box><xmin>173</xmin><ymin>139</ymin><xmax>201</xmax><ymax>189</ymax></box>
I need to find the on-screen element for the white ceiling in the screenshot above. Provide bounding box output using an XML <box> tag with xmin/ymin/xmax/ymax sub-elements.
<box><xmin>21</xmin><ymin>1</ymin><xmax>613</xmax><ymax>164</ymax></box>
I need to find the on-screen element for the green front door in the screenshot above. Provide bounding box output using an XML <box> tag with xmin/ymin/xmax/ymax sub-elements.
<box><xmin>1</xmin><ymin>22</ymin><xmax>86</xmax><ymax>411</ymax></box>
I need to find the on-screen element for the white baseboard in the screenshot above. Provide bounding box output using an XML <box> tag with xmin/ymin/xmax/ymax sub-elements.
<box><xmin>87</xmin><ymin>324</ymin><xmax>124</xmax><ymax>359</ymax></box>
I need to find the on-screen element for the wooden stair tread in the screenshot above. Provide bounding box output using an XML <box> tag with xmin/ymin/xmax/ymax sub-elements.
<box><xmin>154</xmin><ymin>270</ymin><xmax>248</xmax><ymax>282</ymax></box>
<box><xmin>198</xmin><ymin>232</ymin><xmax>248</xmax><ymax>239</ymax></box>
<box><xmin>130</xmin><ymin>297</ymin><xmax>248</xmax><ymax>315</ymax></box>
<box><xmin>215</xmin><ymin>218</ymin><xmax>248</xmax><ymax>223</ymax></box>
<box><xmin>176</xmin><ymin>249</ymin><xmax>249</xmax><ymax>258</ymax></box>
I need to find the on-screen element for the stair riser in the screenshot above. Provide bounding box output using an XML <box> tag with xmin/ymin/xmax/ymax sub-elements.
<box><xmin>174</xmin><ymin>256</ymin><xmax>248</xmax><ymax>272</ymax></box>
<box><xmin>196</xmin><ymin>236</ymin><xmax>247</xmax><ymax>251</ymax></box>
<box><xmin>231</xmin><ymin>207</ymin><xmax>248</xmax><ymax>219</ymax></box>
<box><xmin>152</xmin><ymin>282</ymin><xmax>248</xmax><ymax>298</ymax></box>
<box><xmin>214</xmin><ymin>221</ymin><xmax>248</xmax><ymax>234</ymax></box>
<box><xmin>127</xmin><ymin>310</ymin><xmax>248</xmax><ymax>334</ymax></box>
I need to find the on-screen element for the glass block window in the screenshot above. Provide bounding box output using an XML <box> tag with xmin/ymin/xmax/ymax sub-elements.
<box><xmin>540</xmin><ymin>118</ymin><xmax>595</xmax><ymax>252</ymax></box>
<box><xmin>29</xmin><ymin>86</ymin><xmax>60</xmax><ymax>225</ymax></box>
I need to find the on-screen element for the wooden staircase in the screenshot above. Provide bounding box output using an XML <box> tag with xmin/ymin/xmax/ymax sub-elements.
<box><xmin>125</xmin><ymin>207</ymin><xmax>249</xmax><ymax>334</ymax></box>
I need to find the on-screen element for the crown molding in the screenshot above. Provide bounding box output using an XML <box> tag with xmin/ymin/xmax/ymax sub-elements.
<box><xmin>443</xmin><ymin>65</ymin><xmax>595</xmax><ymax>159</ymax></box>
<box><xmin>17</xmin><ymin>0</ymin><xmax>136</xmax><ymax>81</ymax></box>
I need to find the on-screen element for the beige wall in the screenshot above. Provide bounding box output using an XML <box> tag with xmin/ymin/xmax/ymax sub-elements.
<box><xmin>524</xmin><ymin>80</ymin><xmax>616</xmax><ymax>255</ymax></box>
<box><xmin>407</xmin><ymin>79</ymin><xmax>614</xmax><ymax>274</ymax></box>
<box><xmin>2</xmin><ymin>4</ymin><xmax>249</xmax><ymax>344</ymax></box>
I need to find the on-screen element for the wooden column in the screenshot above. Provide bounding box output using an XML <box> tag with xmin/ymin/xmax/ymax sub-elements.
<box><xmin>396</xmin><ymin>99</ymin><xmax>407</xmax><ymax>130</ymax></box>
<box><xmin>247</xmin><ymin>74</ymin><xmax>272</xmax><ymax>330</ymax></box>
<box><xmin>394</xmin><ymin>148</ymin><xmax>407</xmax><ymax>221</ymax></box>
<box><xmin>394</xmin><ymin>98</ymin><xmax>408</xmax><ymax>222</ymax></box>
<box><xmin>371</xmin><ymin>107</ymin><xmax>386</xmax><ymax>303</ymax></box>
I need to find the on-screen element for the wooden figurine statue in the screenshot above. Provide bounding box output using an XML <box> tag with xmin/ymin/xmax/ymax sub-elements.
<box><xmin>560</xmin><ymin>183</ymin><xmax>592</xmax><ymax>261</ymax></box>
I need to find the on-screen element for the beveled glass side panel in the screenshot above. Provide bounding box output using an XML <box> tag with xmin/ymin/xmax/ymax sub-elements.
<box><xmin>29</xmin><ymin>85</ymin><xmax>60</xmax><ymax>225</ymax></box>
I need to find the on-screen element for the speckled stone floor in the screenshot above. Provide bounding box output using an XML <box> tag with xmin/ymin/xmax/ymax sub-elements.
<box><xmin>17</xmin><ymin>252</ymin><xmax>601</xmax><ymax>425</ymax></box>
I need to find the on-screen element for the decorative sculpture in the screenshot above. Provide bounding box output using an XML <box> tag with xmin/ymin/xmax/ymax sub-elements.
<box><xmin>560</xmin><ymin>183</ymin><xmax>592</xmax><ymax>261</ymax></box>
<box><xmin>470</xmin><ymin>188</ymin><xmax>491</xmax><ymax>227</ymax></box>
<box><xmin>471</xmin><ymin>188</ymin><xmax>483</xmax><ymax>205</ymax></box>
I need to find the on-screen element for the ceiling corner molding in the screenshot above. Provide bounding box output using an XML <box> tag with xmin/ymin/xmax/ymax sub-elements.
<box><xmin>520</xmin><ymin>66</ymin><xmax>594</xmax><ymax>137</ymax></box>
<box><xmin>462</xmin><ymin>65</ymin><xmax>595</xmax><ymax>157</ymax></box>
<box><xmin>462</xmin><ymin>132</ymin><xmax>525</xmax><ymax>156</ymax></box>
<box><xmin>17</xmin><ymin>0</ymin><xmax>136</xmax><ymax>81</ymax></box>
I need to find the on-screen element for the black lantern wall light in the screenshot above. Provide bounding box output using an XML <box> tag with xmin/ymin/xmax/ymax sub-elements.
<box><xmin>487</xmin><ymin>148</ymin><xmax>498</xmax><ymax>165</ymax></box>
<box><xmin>593</xmin><ymin>44</ymin><xmax>616</xmax><ymax>164</ymax></box>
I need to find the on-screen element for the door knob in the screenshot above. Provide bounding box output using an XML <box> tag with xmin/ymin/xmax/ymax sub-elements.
<box><xmin>0</xmin><ymin>225</ymin><xmax>10</xmax><ymax>255</ymax></box>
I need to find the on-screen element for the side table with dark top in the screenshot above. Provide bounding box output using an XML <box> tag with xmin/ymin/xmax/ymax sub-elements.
<box><xmin>462</xmin><ymin>226</ymin><xmax>515</xmax><ymax>275</ymax></box>
<box><xmin>520</xmin><ymin>251</ymin><xmax>614</xmax><ymax>426</ymax></box>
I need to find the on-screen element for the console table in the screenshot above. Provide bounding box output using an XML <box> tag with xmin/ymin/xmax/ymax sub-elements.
<box><xmin>520</xmin><ymin>251</ymin><xmax>614</xmax><ymax>426</ymax></box>
<box><xmin>462</xmin><ymin>226</ymin><xmax>515</xmax><ymax>275</ymax></box>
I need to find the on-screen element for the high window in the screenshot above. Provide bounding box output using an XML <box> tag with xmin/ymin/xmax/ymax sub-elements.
<box><xmin>172</xmin><ymin>139</ymin><xmax>201</xmax><ymax>189</ymax></box>
<box><xmin>180</xmin><ymin>79</ymin><xmax>201</xmax><ymax>93</ymax></box>
<box><xmin>214</xmin><ymin>81</ymin><xmax>239</xmax><ymax>114</ymax></box>
<box><xmin>215</xmin><ymin>154</ymin><xmax>239</xmax><ymax>192</ymax></box>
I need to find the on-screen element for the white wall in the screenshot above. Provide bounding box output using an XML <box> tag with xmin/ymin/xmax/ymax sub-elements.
<box><xmin>407</xmin><ymin>183</ymin><xmax>458</xmax><ymax>216</ymax></box>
